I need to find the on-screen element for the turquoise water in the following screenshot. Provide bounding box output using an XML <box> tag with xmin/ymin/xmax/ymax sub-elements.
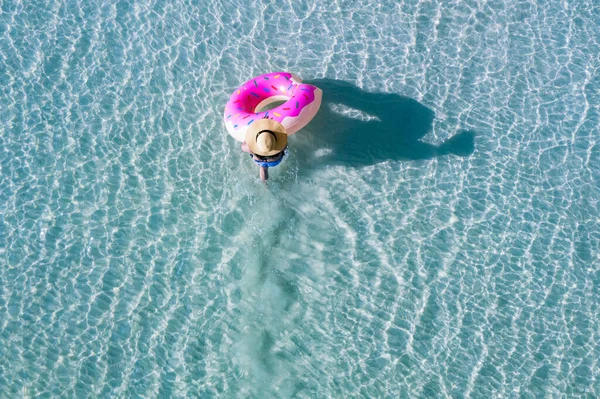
<box><xmin>1</xmin><ymin>0</ymin><xmax>599</xmax><ymax>397</ymax></box>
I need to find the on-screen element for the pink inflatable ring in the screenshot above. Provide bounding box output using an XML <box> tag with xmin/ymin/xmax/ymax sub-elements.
<box><xmin>224</xmin><ymin>72</ymin><xmax>322</xmax><ymax>142</ymax></box>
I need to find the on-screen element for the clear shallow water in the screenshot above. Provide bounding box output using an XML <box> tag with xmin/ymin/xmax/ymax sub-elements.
<box><xmin>1</xmin><ymin>0</ymin><xmax>599</xmax><ymax>397</ymax></box>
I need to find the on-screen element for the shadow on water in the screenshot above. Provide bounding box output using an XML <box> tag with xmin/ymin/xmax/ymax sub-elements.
<box><xmin>298</xmin><ymin>78</ymin><xmax>476</xmax><ymax>168</ymax></box>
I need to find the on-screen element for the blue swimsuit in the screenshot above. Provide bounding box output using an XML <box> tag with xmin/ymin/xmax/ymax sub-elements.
<box><xmin>251</xmin><ymin>151</ymin><xmax>284</xmax><ymax>168</ymax></box>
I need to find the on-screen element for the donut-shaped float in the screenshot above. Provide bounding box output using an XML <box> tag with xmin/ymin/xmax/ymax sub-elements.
<box><xmin>224</xmin><ymin>72</ymin><xmax>322</xmax><ymax>142</ymax></box>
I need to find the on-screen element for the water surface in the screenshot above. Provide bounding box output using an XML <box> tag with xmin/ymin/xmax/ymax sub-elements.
<box><xmin>1</xmin><ymin>0</ymin><xmax>599</xmax><ymax>397</ymax></box>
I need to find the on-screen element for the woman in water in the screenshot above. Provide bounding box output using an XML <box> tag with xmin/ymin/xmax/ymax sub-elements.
<box><xmin>241</xmin><ymin>118</ymin><xmax>288</xmax><ymax>181</ymax></box>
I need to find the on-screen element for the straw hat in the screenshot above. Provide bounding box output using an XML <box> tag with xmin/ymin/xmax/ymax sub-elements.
<box><xmin>245</xmin><ymin>119</ymin><xmax>288</xmax><ymax>156</ymax></box>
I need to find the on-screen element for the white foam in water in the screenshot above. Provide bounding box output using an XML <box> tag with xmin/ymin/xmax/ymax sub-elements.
<box><xmin>0</xmin><ymin>0</ymin><xmax>599</xmax><ymax>397</ymax></box>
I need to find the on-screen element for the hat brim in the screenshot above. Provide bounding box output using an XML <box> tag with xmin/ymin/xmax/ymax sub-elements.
<box><xmin>245</xmin><ymin>119</ymin><xmax>288</xmax><ymax>156</ymax></box>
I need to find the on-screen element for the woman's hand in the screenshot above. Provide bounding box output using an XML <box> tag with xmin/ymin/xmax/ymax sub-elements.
<box><xmin>241</xmin><ymin>141</ymin><xmax>250</xmax><ymax>153</ymax></box>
